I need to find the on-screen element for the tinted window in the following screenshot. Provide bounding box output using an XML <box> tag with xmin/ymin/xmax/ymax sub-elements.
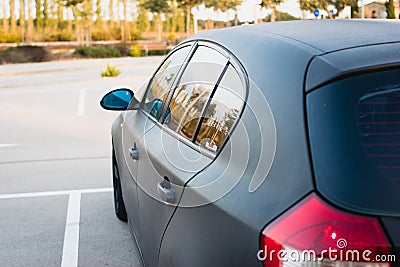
<box><xmin>195</xmin><ymin>65</ymin><xmax>244</xmax><ymax>153</ymax></box>
<box><xmin>164</xmin><ymin>46</ymin><xmax>227</xmax><ymax>141</ymax></box>
<box><xmin>358</xmin><ymin>87</ymin><xmax>400</xmax><ymax>184</ymax></box>
<box><xmin>142</xmin><ymin>46</ymin><xmax>190</xmax><ymax>120</ymax></box>
<box><xmin>307</xmin><ymin>69</ymin><xmax>400</xmax><ymax>216</ymax></box>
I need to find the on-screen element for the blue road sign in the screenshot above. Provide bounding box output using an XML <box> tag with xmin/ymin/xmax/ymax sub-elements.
<box><xmin>314</xmin><ymin>8</ymin><xmax>320</xmax><ymax>17</ymax></box>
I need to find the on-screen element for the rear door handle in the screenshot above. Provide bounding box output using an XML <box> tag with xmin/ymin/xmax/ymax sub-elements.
<box><xmin>129</xmin><ymin>145</ymin><xmax>139</xmax><ymax>160</ymax></box>
<box><xmin>157</xmin><ymin>177</ymin><xmax>175</xmax><ymax>204</ymax></box>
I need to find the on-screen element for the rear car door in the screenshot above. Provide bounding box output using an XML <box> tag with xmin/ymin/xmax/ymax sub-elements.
<box><xmin>135</xmin><ymin>43</ymin><xmax>230</xmax><ymax>266</ymax></box>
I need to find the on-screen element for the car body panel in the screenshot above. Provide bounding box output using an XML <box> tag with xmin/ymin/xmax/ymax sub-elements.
<box><xmin>136</xmin><ymin>123</ymin><xmax>212</xmax><ymax>267</ymax></box>
<box><xmin>120</xmin><ymin>109</ymin><xmax>155</xmax><ymax>237</ymax></box>
<box><xmin>158</xmin><ymin>35</ymin><xmax>315</xmax><ymax>266</ymax></box>
<box><xmin>104</xmin><ymin>20</ymin><xmax>400</xmax><ymax>267</ymax></box>
<box><xmin>306</xmin><ymin>42</ymin><xmax>400</xmax><ymax>91</ymax></box>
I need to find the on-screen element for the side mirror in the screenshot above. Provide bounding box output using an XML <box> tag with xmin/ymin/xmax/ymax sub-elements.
<box><xmin>100</xmin><ymin>88</ymin><xmax>139</xmax><ymax>111</ymax></box>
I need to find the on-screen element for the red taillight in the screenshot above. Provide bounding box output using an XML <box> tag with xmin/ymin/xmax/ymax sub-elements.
<box><xmin>260</xmin><ymin>193</ymin><xmax>392</xmax><ymax>266</ymax></box>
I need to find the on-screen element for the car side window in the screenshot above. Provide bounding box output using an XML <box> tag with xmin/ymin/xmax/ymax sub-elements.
<box><xmin>165</xmin><ymin>46</ymin><xmax>228</xmax><ymax>141</ymax></box>
<box><xmin>142</xmin><ymin>46</ymin><xmax>191</xmax><ymax>120</ymax></box>
<box><xmin>195</xmin><ymin>64</ymin><xmax>245</xmax><ymax>153</ymax></box>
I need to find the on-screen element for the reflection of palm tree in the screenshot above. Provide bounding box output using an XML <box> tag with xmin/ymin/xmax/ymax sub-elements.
<box><xmin>151</xmin><ymin>59</ymin><xmax>173</xmax><ymax>99</ymax></box>
<box><xmin>222</xmin><ymin>108</ymin><xmax>239</xmax><ymax>133</ymax></box>
<box><xmin>177</xmin><ymin>86</ymin><xmax>209</xmax><ymax>131</ymax></box>
<box><xmin>197</xmin><ymin>107</ymin><xmax>238</xmax><ymax>151</ymax></box>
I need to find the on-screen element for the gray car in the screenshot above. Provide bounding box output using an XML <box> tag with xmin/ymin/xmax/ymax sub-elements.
<box><xmin>101</xmin><ymin>20</ymin><xmax>400</xmax><ymax>267</ymax></box>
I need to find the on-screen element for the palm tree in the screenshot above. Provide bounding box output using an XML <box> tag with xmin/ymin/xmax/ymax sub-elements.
<box><xmin>10</xmin><ymin>0</ymin><xmax>16</xmax><ymax>32</ymax></box>
<box><xmin>261</xmin><ymin>0</ymin><xmax>284</xmax><ymax>22</ymax></box>
<box><xmin>2</xmin><ymin>0</ymin><xmax>9</xmax><ymax>32</ymax></box>
<box><xmin>20</xmin><ymin>0</ymin><xmax>25</xmax><ymax>41</ymax></box>
<box><xmin>27</xmin><ymin>0</ymin><xmax>33</xmax><ymax>41</ymax></box>
<box><xmin>177</xmin><ymin>0</ymin><xmax>203</xmax><ymax>35</ymax></box>
<box><xmin>142</xmin><ymin>0</ymin><xmax>169</xmax><ymax>41</ymax></box>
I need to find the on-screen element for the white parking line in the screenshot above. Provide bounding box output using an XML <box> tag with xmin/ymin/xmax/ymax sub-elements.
<box><xmin>77</xmin><ymin>89</ymin><xmax>86</xmax><ymax>117</ymax></box>
<box><xmin>0</xmin><ymin>144</ymin><xmax>20</xmax><ymax>148</ymax></box>
<box><xmin>61</xmin><ymin>192</ymin><xmax>81</xmax><ymax>267</ymax></box>
<box><xmin>0</xmin><ymin>187</ymin><xmax>113</xmax><ymax>200</ymax></box>
<box><xmin>0</xmin><ymin>187</ymin><xmax>113</xmax><ymax>266</ymax></box>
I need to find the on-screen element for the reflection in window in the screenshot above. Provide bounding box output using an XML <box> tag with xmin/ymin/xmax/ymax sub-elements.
<box><xmin>194</xmin><ymin>63</ymin><xmax>244</xmax><ymax>153</ymax></box>
<box><xmin>196</xmin><ymin>87</ymin><xmax>242</xmax><ymax>153</ymax></box>
<box><xmin>167</xmin><ymin>83</ymin><xmax>213</xmax><ymax>140</ymax></box>
<box><xmin>164</xmin><ymin>45</ymin><xmax>228</xmax><ymax>140</ymax></box>
<box><xmin>143</xmin><ymin>46</ymin><xmax>190</xmax><ymax>120</ymax></box>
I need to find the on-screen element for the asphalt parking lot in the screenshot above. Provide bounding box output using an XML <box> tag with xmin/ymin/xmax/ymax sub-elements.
<box><xmin>0</xmin><ymin>56</ymin><xmax>162</xmax><ymax>266</ymax></box>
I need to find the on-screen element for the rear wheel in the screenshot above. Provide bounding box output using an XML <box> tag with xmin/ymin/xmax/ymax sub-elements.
<box><xmin>112</xmin><ymin>151</ymin><xmax>127</xmax><ymax>222</ymax></box>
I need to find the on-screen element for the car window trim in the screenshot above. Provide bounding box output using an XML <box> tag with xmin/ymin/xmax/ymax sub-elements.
<box><xmin>139</xmin><ymin>42</ymin><xmax>196</xmax><ymax>120</ymax></box>
<box><xmin>137</xmin><ymin>40</ymin><xmax>249</xmax><ymax>159</ymax></box>
<box><xmin>159</xmin><ymin>42</ymin><xmax>200</xmax><ymax>124</ymax></box>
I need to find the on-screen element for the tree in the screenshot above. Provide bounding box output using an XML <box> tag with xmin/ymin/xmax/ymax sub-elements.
<box><xmin>43</xmin><ymin>0</ymin><xmax>48</xmax><ymax>28</ymax></box>
<box><xmin>299</xmin><ymin>0</ymin><xmax>333</xmax><ymax>18</ymax></box>
<box><xmin>205</xmin><ymin>0</ymin><xmax>242</xmax><ymax>24</ymax></box>
<box><xmin>65</xmin><ymin>0</ymin><xmax>90</xmax><ymax>44</ymax></box>
<box><xmin>27</xmin><ymin>0</ymin><xmax>34</xmax><ymax>41</ymax></box>
<box><xmin>56</xmin><ymin>0</ymin><xmax>64</xmax><ymax>29</ymax></box>
<box><xmin>142</xmin><ymin>0</ymin><xmax>169</xmax><ymax>41</ymax></box>
<box><xmin>10</xmin><ymin>0</ymin><xmax>16</xmax><ymax>32</ymax></box>
<box><xmin>137</xmin><ymin>4</ymin><xmax>150</xmax><ymax>31</ymax></box>
<box><xmin>300</xmin><ymin>0</ymin><xmax>357</xmax><ymax>18</ymax></box>
<box><xmin>261</xmin><ymin>0</ymin><xmax>284</xmax><ymax>21</ymax></box>
<box><xmin>386</xmin><ymin>0</ymin><xmax>396</xmax><ymax>18</ymax></box>
<box><xmin>121</xmin><ymin>0</ymin><xmax>129</xmax><ymax>41</ymax></box>
<box><xmin>177</xmin><ymin>0</ymin><xmax>203</xmax><ymax>35</ymax></box>
<box><xmin>35</xmin><ymin>0</ymin><xmax>43</xmax><ymax>29</ymax></box>
<box><xmin>95</xmin><ymin>0</ymin><xmax>102</xmax><ymax>27</ymax></box>
<box><xmin>109</xmin><ymin>0</ymin><xmax>115</xmax><ymax>29</ymax></box>
<box><xmin>2</xmin><ymin>0</ymin><xmax>8</xmax><ymax>32</ymax></box>
<box><xmin>19</xmin><ymin>0</ymin><xmax>25</xmax><ymax>41</ymax></box>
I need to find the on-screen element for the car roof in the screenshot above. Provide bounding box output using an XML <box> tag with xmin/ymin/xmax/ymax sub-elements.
<box><xmin>190</xmin><ymin>20</ymin><xmax>400</xmax><ymax>91</ymax></box>
<box><xmin>239</xmin><ymin>20</ymin><xmax>400</xmax><ymax>53</ymax></box>
<box><xmin>194</xmin><ymin>20</ymin><xmax>400</xmax><ymax>55</ymax></box>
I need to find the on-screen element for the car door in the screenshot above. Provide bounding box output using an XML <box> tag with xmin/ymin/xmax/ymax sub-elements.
<box><xmin>121</xmin><ymin>44</ymin><xmax>192</xmax><ymax>237</ymax></box>
<box><xmin>135</xmin><ymin>44</ymin><xmax>230</xmax><ymax>266</ymax></box>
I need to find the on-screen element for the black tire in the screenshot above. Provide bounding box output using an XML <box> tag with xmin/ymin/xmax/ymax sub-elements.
<box><xmin>113</xmin><ymin>151</ymin><xmax>128</xmax><ymax>222</ymax></box>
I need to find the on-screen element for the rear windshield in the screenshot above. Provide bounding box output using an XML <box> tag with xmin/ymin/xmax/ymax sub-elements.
<box><xmin>307</xmin><ymin>69</ymin><xmax>400</xmax><ymax>216</ymax></box>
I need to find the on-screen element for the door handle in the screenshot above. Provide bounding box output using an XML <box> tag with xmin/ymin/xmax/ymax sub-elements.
<box><xmin>157</xmin><ymin>177</ymin><xmax>175</xmax><ymax>204</ymax></box>
<box><xmin>129</xmin><ymin>145</ymin><xmax>139</xmax><ymax>160</ymax></box>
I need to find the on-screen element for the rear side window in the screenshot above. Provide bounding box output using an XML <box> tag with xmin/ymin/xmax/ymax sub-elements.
<box><xmin>195</xmin><ymin>65</ymin><xmax>245</xmax><ymax>153</ymax></box>
<box><xmin>157</xmin><ymin>43</ymin><xmax>247</xmax><ymax>155</ymax></box>
<box><xmin>165</xmin><ymin>46</ymin><xmax>228</xmax><ymax>141</ymax></box>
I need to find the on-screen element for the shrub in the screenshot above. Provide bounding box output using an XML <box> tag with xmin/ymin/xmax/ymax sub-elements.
<box><xmin>129</xmin><ymin>44</ymin><xmax>142</xmax><ymax>57</ymax></box>
<box><xmin>0</xmin><ymin>31</ymin><xmax>21</xmax><ymax>43</ymax></box>
<box><xmin>73</xmin><ymin>46</ymin><xmax>121</xmax><ymax>58</ymax></box>
<box><xmin>107</xmin><ymin>43</ymin><xmax>130</xmax><ymax>56</ymax></box>
<box><xmin>91</xmin><ymin>29</ymin><xmax>114</xmax><ymax>41</ymax></box>
<box><xmin>167</xmin><ymin>33</ymin><xmax>175</xmax><ymax>41</ymax></box>
<box><xmin>0</xmin><ymin>46</ymin><xmax>52</xmax><ymax>64</ymax></box>
<box><xmin>130</xmin><ymin>30</ymin><xmax>145</xmax><ymax>40</ymax></box>
<box><xmin>44</xmin><ymin>30</ymin><xmax>73</xmax><ymax>42</ymax></box>
<box><xmin>101</xmin><ymin>64</ymin><xmax>121</xmax><ymax>77</ymax></box>
<box><xmin>148</xmin><ymin>49</ymin><xmax>170</xmax><ymax>56</ymax></box>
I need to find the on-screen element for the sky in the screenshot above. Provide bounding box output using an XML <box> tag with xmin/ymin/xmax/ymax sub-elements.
<box><xmin>0</xmin><ymin>0</ymin><xmax>306</xmax><ymax>21</ymax></box>
<box><xmin>192</xmin><ymin>0</ymin><xmax>304</xmax><ymax>21</ymax></box>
